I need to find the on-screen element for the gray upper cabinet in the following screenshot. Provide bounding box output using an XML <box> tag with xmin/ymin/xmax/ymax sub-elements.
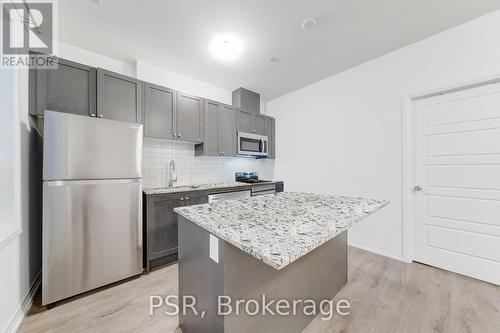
<box><xmin>31</xmin><ymin>58</ymin><xmax>96</xmax><ymax>117</ymax></box>
<box><xmin>199</xmin><ymin>100</ymin><xmax>220</xmax><ymax>156</ymax></box>
<box><xmin>97</xmin><ymin>68</ymin><xmax>142</xmax><ymax>123</ymax></box>
<box><xmin>144</xmin><ymin>83</ymin><xmax>176</xmax><ymax>139</ymax></box>
<box><xmin>196</xmin><ymin>101</ymin><xmax>236</xmax><ymax>157</ymax></box>
<box><xmin>29</xmin><ymin>57</ymin><xmax>276</xmax><ymax>158</ymax></box>
<box><xmin>176</xmin><ymin>92</ymin><xmax>203</xmax><ymax>142</ymax></box>
<box><xmin>237</xmin><ymin>109</ymin><xmax>253</xmax><ymax>133</ymax></box>
<box><xmin>254</xmin><ymin>114</ymin><xmax>267</xmax><ymax>135</ymax></box>
<box><xmin>219</xmin><ymin>105</ymin><xmax>236</xmax><ymax>156</ymax></box>
<box><xmin>266</xmin><ymin>116</ymin><xmax>276</xmax><ymax>159</ymax></box>
<box><xmin>237</xmin><ymin>109</ymin><xmax>266</xmax><ymax>135</ymax></box>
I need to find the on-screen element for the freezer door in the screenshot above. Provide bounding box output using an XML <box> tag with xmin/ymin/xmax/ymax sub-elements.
<box><xmin>43</xmin><ymin>110</ymin><xmax>142</xmax><ymax>180</ymax></box>
<box><xmin>42</xmin><ymin>179</ymin><xmax>142</xmax><ymax>305</ymax></box>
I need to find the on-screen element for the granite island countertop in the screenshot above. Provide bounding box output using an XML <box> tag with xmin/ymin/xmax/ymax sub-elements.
<box><xmin>174</xmin><ymin>192</ymin><xmax>388</xmax><ymax>270</ymax></box>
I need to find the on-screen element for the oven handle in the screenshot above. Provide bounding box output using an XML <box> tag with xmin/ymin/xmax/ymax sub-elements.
<box><xmin>252</xmin><ymin>189</ymin><xmax>276</xmax><ymax>196</ymax></box>
<box><xmin>259</xmin><ymin>139</ymin><xmax>263</xmax><ymax>153</ymax></box>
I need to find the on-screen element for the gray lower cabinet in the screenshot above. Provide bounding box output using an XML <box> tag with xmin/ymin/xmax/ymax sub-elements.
<box><xmin>144</xmin><ymin>83</ymin><xmax>176</xmax><ymax>139</ymax></box>
<box><xmin>97</xmin><ymin>68</ymin><xmax>142</xmax><ymax>123</ymax></box>
<box><xmin>144</xmin><ymin>191</ymin><xmax>209</xmax><ymax>272</ymax></box>
<box><xmin>176</xmin><ymin>92</ymin><xmax>203</xmax><ymax>142</ymax></box>
<box><xmin>195</xmin><ymin>100</ymin><xmax>236</xmax><ymax>157</ymax></box>
<box><xmin>30</xmin><ymin>57</ymin><xmax>96</xmax><ymax>117</ymax></box>
<box><xmin>266</xmin><ymin>116</ymin><xmax>276</xmax><ymax>159</ymax></box>
<box><xmin>144</xmin><ymin>183</ymin><xmax>283</xmax><ymax>271</ymax></box>
<box><xmin>237</xmin><ymin>109</ymin><xmax>267</xmax><ymax>135</ymax></box>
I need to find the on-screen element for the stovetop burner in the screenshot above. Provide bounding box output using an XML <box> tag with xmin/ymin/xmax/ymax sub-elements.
<box><xmin>241</xmin><ymin>179</ymin><xmax>270</xmax><ymax>184</ymax></box>
<box><xmin>235</xmin><ymin>172</ymin><xmax>270</xmax><ymax>184</ymax></box>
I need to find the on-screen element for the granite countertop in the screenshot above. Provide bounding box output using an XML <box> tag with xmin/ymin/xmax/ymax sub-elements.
<box><xmin>174</xmin><ymin>192</ymin><xmax>388</xmax><ymax>270</ymax></box>
<box><xmin>143</xmin><ymin>181</ymin><xmax>281</xmax><ymax>195</ymax></box>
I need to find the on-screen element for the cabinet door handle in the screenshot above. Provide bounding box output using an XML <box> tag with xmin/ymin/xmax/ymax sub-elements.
<box><xmin>178</xmin><ymin>133</ymin><xmax>181</xmax><ymax>138</ymax></box>
<box><xmin>180</xmin><ymin>198</ymin><xmax>184</xmax><ymax>201</ymax></box>
<box><xmin>185</xmin><ymin>197</ymin><xmax>189</xmax><ymax>200</ymax></box>
<box><xmin>90</xmin><ymin>113</ymin><xmax>96</xmax><ymax>117</ymax></box>
<box><xmin>98</xmin><ymin>115</ymin><xmax>103</xmax><ymax>118</ymax></box>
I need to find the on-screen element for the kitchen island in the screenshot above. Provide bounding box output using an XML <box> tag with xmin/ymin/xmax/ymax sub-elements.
<box><xmin>174</xmin><ymin>192</ymin><xmax>388</xmax><ymax>333</ymax></box>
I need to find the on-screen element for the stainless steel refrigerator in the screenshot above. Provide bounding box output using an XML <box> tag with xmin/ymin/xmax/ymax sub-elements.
<box><xmin>42</xmin><ymin>111</ymin><xmax>143</xmax><ymax>306</ymax></box>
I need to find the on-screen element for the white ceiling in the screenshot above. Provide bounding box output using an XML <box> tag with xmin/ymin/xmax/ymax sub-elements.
<box><xmin>57</xmin><ymin>0</ymin><xmax>500</xmax><ymax>100</ymax></box>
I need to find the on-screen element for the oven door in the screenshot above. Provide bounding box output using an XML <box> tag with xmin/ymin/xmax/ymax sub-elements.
<box><xmin>238</xmin><ymin>132</ymin><xmax>268</xmax><ymax>156</ymax></box>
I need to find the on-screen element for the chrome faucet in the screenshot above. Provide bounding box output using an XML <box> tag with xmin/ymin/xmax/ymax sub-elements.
<box><xmin>168</xmin><ymin>160</ymin><xmax>178</xmax><ymax>187</ymax></box>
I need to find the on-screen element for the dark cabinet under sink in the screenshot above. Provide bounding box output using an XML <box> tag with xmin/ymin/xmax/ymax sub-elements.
<box><xmin>143</xmin><ymin>191</ymin><xmax>208</xmax><ymax>272</ymax></box>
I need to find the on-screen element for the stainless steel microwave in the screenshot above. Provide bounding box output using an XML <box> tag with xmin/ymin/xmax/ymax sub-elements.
<box><xmin>237</xmin><ymin>132</ymin><xmax>268</xmax><ymax>157</ymax></box>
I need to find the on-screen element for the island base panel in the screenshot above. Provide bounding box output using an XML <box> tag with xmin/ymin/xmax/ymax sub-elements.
<box><xmin>178</xmin><ymin>217</ymin><xmax>225</xmax><ymax>333</ymax></box>
<box><xmin>178</xmin><ymin>217</ymin><xmax>347</xmax><ymax>333</ymax></box>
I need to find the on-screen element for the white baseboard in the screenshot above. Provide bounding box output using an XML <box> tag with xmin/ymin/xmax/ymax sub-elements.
<box><xmin>5</xmin><ymin>272</ymin><xmax>41</xmax><ymax>333</ymax></box>
<box><xmin>348</xmin><ymin>238</ymin><xmax>404</xmax><ymax>262</ymax></box>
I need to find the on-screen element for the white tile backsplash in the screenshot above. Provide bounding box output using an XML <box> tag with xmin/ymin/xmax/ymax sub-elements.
<box><xmin>142</xmin><ymin>137</ymin><xmax>275</xmax><ymax>188</ymax></box>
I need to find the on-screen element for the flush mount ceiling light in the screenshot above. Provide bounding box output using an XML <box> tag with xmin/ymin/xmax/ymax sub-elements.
<box><xmin>210</xmin><ymin>33</ymin><xmax>244</xmax><ymax>62</ymax></box>
<box><xmin>302</xmin><ymin>18</ymin><xmax>317</xmax><ymax>31</ymax></box>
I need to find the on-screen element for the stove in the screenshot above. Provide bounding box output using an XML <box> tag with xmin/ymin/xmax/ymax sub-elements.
<box><xmin>235</xmin><ymin>172</ymin><xmax>271</xmax><ymax>184</ymax></box>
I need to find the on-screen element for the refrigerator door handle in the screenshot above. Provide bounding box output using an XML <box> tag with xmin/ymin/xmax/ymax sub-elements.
<box><xmin>137</xmin><ymin>184</ymin><xmax>143</xmax><ymax>250</ymax></box>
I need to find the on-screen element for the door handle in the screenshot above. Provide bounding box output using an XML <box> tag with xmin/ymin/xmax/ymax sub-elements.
<box><xmin>414</xmin><ymin>185</ymin><xmax>423</xmax><ymax>192</ymax></box>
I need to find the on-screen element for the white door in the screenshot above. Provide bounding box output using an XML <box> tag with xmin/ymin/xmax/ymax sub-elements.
<box><xmin>414</xmin><ymin>82</ymin><xmax>500</xmax><ymax>285</ymax></box>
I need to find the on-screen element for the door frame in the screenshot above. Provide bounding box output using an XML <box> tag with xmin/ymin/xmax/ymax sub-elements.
<box><xmin>401</xmin><ymin>74</ymin><xmax>500</xmax><ymax>263</ymax></box>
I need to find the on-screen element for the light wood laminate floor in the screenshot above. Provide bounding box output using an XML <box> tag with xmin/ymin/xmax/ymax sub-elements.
<box><xmin>19</xmin><ymin>247</ymin><xmax>500</xmax><ymax>333</ymax></box>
